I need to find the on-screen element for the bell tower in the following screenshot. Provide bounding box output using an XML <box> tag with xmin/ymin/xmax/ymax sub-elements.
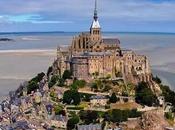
<box><xmin>90</xmin><ymin>0</ymin><xmax>101</xmax><ymax>42</ymax></box>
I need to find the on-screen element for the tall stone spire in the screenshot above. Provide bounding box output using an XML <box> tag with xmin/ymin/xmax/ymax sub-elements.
<box><xmin>91</xmin><ymin>0</ymin><xmax>100</xmax><ymax>29</ymax></box>
<box><xmin>90</xmin><ymin>0</ymin><xmax>101</xmax><ymax>41</ymax></box>
<box><xmin>94</xmin><ymin>0</ymin><xmax>98</xmax><ymax>21</ymax></box>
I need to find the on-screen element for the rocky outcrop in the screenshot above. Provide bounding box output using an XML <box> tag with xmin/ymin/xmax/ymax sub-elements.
<box><xmin>124</xmin><ymin>109</ymin><xmax>170</xmax><ymax>130</ymax></box>
<box><xmin>140</xmin><ymin>110</ymin><xmax>169</xmax><ymax>130</ymax></box>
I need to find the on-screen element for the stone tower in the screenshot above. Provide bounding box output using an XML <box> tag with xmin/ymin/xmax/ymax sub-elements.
<box><xmin>90</xmin><ymin>0</ymin><xmax>102</xmax><ymax>42</ymax></box>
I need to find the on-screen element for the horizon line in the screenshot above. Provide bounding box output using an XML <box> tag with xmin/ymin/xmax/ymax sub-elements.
<box><xmin>0</xmin><ymin>31</ymin><xmax>175</xmax><ymax>35</ymax></box>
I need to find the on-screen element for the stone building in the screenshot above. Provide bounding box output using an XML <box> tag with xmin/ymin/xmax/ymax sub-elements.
<box><xmin>90</xmin><ymin>95</ymin><xmax>108</xmax><ymax>107</ymax></box>
<box><xmin>54</xmin><ymin>0</ymin><xmax>152</xmax><ymax>85</ymax></box>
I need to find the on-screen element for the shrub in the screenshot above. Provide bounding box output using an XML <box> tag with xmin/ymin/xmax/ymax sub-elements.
<box><xmin>165</xmin><ymin>112</ymin><xmax>174</xmax><ymax>120</ymax></box>
<box><xmin>109</xmin><ymin>93</ymin><xmax>119</xmax><ymax>103</ymax></box>
<box><xmin>153</xmin><ymin>76</ymin><xmax>162</xmax><ymax>84</ymax></box>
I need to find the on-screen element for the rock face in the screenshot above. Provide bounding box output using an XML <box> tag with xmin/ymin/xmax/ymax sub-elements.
<box><xmin>125</xmin><ymin>109</ymin><xmax>170</xmax><ymax>130</ymax></box>
<box><xmin>141</xmin><ymin>110</ymin><xmax>169</xmax><ymax>130</ymax></box>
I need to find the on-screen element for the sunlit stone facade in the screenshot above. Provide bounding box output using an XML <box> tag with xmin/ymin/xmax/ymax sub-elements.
<box><xmin>54</xmin><ymin>0</ymin><xmax>151</xmax><ymax>84</ymax></box>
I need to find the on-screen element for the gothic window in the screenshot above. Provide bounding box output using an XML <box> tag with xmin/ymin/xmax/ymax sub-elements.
<box><xmin>83</xmin><ymin>38</ymin><xmax>85</xmax><ymax>49</ymax></box>
<box><xmin>79</xmin><ymin>39</ymin><xmax>81</xmax><ymax>48</ymax></box>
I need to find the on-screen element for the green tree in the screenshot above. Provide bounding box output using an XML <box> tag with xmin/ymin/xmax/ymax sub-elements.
<box><xmin>105</xmin><ymin>109</ymin><xmax>141</xmax><ymax>123</ymax></box>
<box><xmin>62</xmin><ymin>70</ymin><xmax>72</xmax><ymax>80</ymax></box>
<box><xmin>54</xmin><ymin>105</ymin><xmax>63</xmax><ymax>115</ymax></box>
<box><xmin>74</xmin><ymin>80</ymin><xmax>86</xmax><ymax>88</ymax></box>
<box><xmin>58</xmin><ymin>78</ymin><xmax>65</xmax><ymax>87</ymax></box>
<box><xmin>127</xmin><ymin>83</ymin><xmax>135</xmax><ymax>96</ymax></box>
<box><xmin>26</xmin><ymin>72</ymin><xmax>45</xmax><ymax>94</ymax></box>
<box><xmin>109</xmin><ymin>93</ymin><xmax>119</xmax><ymax>103</ymax></box>
<box><xmin>27</xmin><ymin>81</ymin><xmax>39</xmax><ymax>94</ymax></box>
<box><xmin>91</xmin><ymin>82</ymin><xmax>98</xmax><ymax>91</ymax></box>
<box><xmin>79</xmin><ymin>110</ymin><xmax>98</xmax><ymax>124</ymax></box>
<box><xmin>31</xmin><ymin>72</ymin><xmax>45</xmax><ymax>83</ymax></box>
<box><xmin>63</xmin><ymin>90</ymin><xmax>80</xmax><ymax>105</ymax></box>
<box><xmin>48</xmin><ymin>75</ymin><xmax>59</xmax><ymax>88</ymax></box>
<box><xmin>47</xmin><ymin>66</ymin><xmax>53</xmax><ymax>77</ymax></box>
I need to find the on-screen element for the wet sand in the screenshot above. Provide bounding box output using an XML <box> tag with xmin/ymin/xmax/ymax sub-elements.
<box><xmin>0</xmin><ymin>50</ymin><xmax>56</xmax><ymax>97</ymax></box>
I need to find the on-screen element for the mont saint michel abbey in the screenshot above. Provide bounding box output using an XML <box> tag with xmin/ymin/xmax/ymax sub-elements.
<box><xmin>54</xmin><ymin>0</ymin><xmax>152</xmax><ymax>85</ymax></box>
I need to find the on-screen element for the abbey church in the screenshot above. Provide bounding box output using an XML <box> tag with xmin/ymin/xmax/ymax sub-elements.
<box><xmin>54</xmin><ymin>0</ymin><xmax>152</xmax><ymax>84</ymax></box>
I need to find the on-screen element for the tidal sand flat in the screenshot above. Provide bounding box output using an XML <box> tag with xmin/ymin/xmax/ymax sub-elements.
<box><xmin>0</xmin><ymin>32</ymin><xmax>175</xmax><ymax>97</ymax></box>
<box><xmin>0</xmin><ymin>50</ymin><xmax>56</xmax><ymax>97</ymax></box>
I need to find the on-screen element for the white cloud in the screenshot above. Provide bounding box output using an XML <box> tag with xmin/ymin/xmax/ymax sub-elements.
<box><xmin>0</xmin><ymin>0</ymin><xmax>175</xmax><ymax>22</ymax></box>
<box><xmin>31</xmin><ymin>20</ymin><xmax>73</xmax><ymax>24</ymax></box>
<box><xmin>0</xmin><ymin>14</ymin><xmax>73</xmax><ymax>24</ymax></box>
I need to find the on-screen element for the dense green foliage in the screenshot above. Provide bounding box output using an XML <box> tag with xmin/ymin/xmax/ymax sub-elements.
<box><xmin>62</xmin><ymin>70</ymin><xmax>72</xmax><ymax>80</ymax></box>
<box><xmin>48</xmin><ymin>75</ymin><xmax>59</xmax><ymax>88</ymax></box>
<box><xmin>27</xmin><ymin>81</ymin><xmax>39</xmax><ymax>94</ymax></box>
<box><xmin>66</xmin><ymin>106</ymin><xmax>84</xmax><ymax>110</ymax></box>
<box><xmin>91</xmin><ymin>80</ymin><xmax>112</xmax><ymax>92</ymax></box>
<box><xmin>165</xmin><ymin>112</ymin><xmax>174</xmax><ymax>120</ymax></box>
<box><xmin>27</xmin><ymin>72</ymin><xmax>45</xmax><ymax>94</ymax></box>
<box><xmin>152</xmin><ymin>76</ymin><xmax>175</xmax><ymax>109</ymax></box>
<box><xmin>70</xmin><ymin>80</ymin><xmax>86</xmax><ymax>91</ymax></box>
<box><xmin>79</xmin><ymin>109</ymin><xmax>141</xmax><ymax>124</ymax></box>
<box><xmin>67</xmin><ymin>115</ymin><xmax>79</xmax><ymax>130</ymax></box>
<box><xmin>152</xmin><ymin>76</ymin><xmax>162</xmax><ymax>84</ymax></box>
<box><xmin>109</xmin><ymin>93</ymin><xmax>119</xmax><ymax>103</ymax></box>
<box><xmin>73</xmin><ymin>80</ymin><xmax>86</xmax><ymax>88</ymax></box>
<box><xmin>31</xmin><ymin>72</ymin><xmax>45</xmax><ymax>83</ymax></box>
<box><xmin>160</xmin><ymin>85</ymin><xmax>175</xmax><ymax>108</ymax></box>
<box><xmin>79</xmin><ymin>110</ymin><xmax>99</xmax><ymax>124</ymax></box>
<box><xmin>54</xmin><ymin>105</ymin><xmax>63</xmax><ymax>115</ymax></box>
<box><xmin>63</xmin><ymin>90</ymin><xmax>80</xmax><ymax>105</ymax></box>
<box><xmin>104</xmin><ymin>109</ymin><xmax>142</xmax><ymax>123</ymax></box>
<box><xmin>135</xmin><ymin>82</ymin><xmax>158</xmax><ymax>106</ymax></box>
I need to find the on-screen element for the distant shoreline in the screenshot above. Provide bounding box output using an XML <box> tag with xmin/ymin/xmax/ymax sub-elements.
<box><xmin>0</xmin><ymin>49</ymin><xmax>55</xmax><ymax>53</ymax></box>
<box><xmin>0</xmin><ymin>31</ymin><xmax>175</xmax><ymax>35</ymax></box>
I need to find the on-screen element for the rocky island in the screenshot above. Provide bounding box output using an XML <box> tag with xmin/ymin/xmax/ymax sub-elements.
<box><xmin>0</xmin><ymin>38</ymin><xmax>13</xmax><ymax>42</ymax></box>
<box><xmin>0</xmin><ymin>1</ymin><xmax>175</xmax><ymax>130</ymax></box>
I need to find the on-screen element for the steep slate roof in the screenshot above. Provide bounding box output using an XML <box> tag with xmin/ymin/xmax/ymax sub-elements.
<box><xmin>78</xmin><ymin>124</ymin><xmax>102</xmax><ymax>130</ymax></box>
<box><xmin>90</xmin><ymin>95</ymin><xmax>108</xmax><ymax>100</ymax></box>
<box><xmin>91</xmin><ymin>20</ymin><xmax>101</xmax><ymax>28</ymax></box>
<box><xmin>72</xmin><ymin>51</ymin><xmax>113</xmax><ymax>58</ymax></box>
<box><xmin>102</xmin><ymin>38</ymin><xmax>120</xmax><ymax>45</ymax></box>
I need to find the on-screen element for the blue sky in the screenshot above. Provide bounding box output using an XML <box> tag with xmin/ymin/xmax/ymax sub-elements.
<box><xmin>0</xmin><ymin>0</ymin><xmax>175</xmax><ymax>32</ymax></box>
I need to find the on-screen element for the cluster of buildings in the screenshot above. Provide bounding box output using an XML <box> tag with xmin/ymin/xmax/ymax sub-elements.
<box><xmin>0</xmin><ymin>77</ymin><xmax>68</xmax><ymax>130</ymax></box>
